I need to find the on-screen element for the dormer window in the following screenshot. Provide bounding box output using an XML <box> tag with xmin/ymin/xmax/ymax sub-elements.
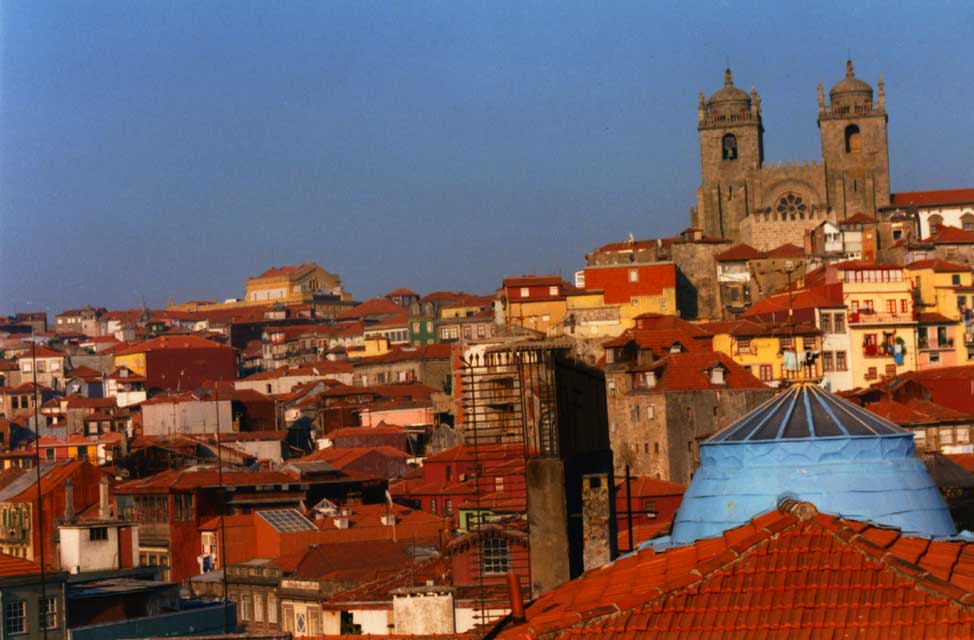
<box><xmin>669</xmin><ymin>342</ymin><xmax>683</xmax><ymax>354</ymax></box>
<box><xmin>710</xmin><ymin>365</ymin><xmax>726</xmax><ymax>385</ymax></box>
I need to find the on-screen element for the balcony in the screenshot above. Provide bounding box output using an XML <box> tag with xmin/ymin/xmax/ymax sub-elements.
<box><xmin>849</xmin><ymin>310</ymin><xmax>914</xmax><ymax>325</ymax></box>
<box><xmin>919</xmin><ymin>338</ymin><xmax>954</xmax><ymax>351</ymax></box>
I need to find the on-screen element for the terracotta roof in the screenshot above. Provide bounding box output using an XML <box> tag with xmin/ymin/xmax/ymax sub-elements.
<box><xmin>945</xmin><ymin>454</ymin><xmax>974</xmax><ymax>473</ymax></box>
<box><xmin>891</xmin><ymin>188</ymin><xmax>974</xmax><ymax>207</ymax></box>
<box><xmin>764</xmin><ymin>242</ymin><xmax>805</xmax><ymax>258</ymax></box>
<box><xmin>930</xmin><ymin>225</ymin><xmax>974</xmax><ymax>244</ymax></box>
<box><xmin>66</xmin><ymin>365</ymin><xmax>103</xmax><ymax>382</ymax></box>
<box><xmin>115</xmin><ymin>468</ymin><xmax>299</xmax><ymax>494</ymax></box>
<box><xmin>838</xmin><ymin>212</ymin><xmax>877</xmax><ymax>225</ymax></box>
<box><xmin>365</xmin><ymin>314</ymin><xmax>409</xmax><ymax>329</ymax></box>
<box><xmin>602</xmin><ymin>329</ymin><xmax>707</xmax><ymax>354</ymax></box>
<box><xmin>714</xmin><ymin>243</ymin><xmax>762</xmax><ymax>262</ymax></box>
<box><xmin>385</xmin><ymin>288</ymin><xmax>419</xmax><ymax>298</ymax></box>
<box><xmin>294</xmin><ymin>446</ymin><xmax>409</xmax><ymax>468</ymax></box>
<box><xmin>635</xmin><ymin>351</ymin><xmax>767</xmax><ymax>391</ymax></box>
<box><xmin>252</xmin><ymin>263</ymin><xmax>314</xmax><ymax>279</ymax></box>
<box><xmin>496</xmin><ymin>500</ymin><xmax>974</xmax><ymax>639</ymax></box>
<box><xmin>0</xmin><ymin>551</ymin><xmax>43</xmax><ymax>577</ymax></box>
<box><xmin>742</xmin><ymin>283</ymin><xmax>844</xmax><ymax>318</ymax></box>
<box><xmin>355</xmin><ymin>344</ymin><xmax>451</xmax><ymax>364</ymax></box>
<box><xmin>614</xmin><ymin>477</ymin><xmax>686</xmax><ymax>498</ymax></box>
<box><xmin>113</xmin><ymin>335</ymin><xmax>231</xmax><ymax>356</ymax></box>
<box><xmin>503</xmin><ymin>275</ymin><xmax>562</xmax><ymax>288</ymax></box>
<box><xmin>335</xmin><ymin>298</ymin><xmax>405</xmax><ymax>321</ymax></box>
<box><xmin>917</xmin><ymin>312</ymin><xmax>959</xmax><ymax>324</ymax></box>
<box><xmin>906</xmin><ymin>259</ymin><xmax>971</xmax><ymax>273</ymax></box>
<box><xmin>271</xmin><ymin>541</ymin><xmax>413</xmax><ymax>582</ymax></box>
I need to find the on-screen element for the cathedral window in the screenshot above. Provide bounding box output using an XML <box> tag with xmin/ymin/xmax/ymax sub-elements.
<box><xmin>845</xmin><ymin>125</ymin><xmax>861</xmax><ymax>154</ymax></box>
<box><xmin>775</xmin><ymin>193</ymin><xmax>807</xmax><ymax>220</ymax></box>
<box><xmin>722</xmin><ymin>134</ymin><xmax>737</xmax><ymax>160</ymax></box>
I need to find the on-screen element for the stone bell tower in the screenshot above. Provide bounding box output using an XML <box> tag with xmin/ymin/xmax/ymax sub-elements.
<box><xmin>695</xmin><ymin>68</ymin><xmax>764</xmax><ymax>240</ymax></box>
<box><xmin>818</xmin><ymin>60</ymin><xmax>891</xmax><ymax>219</ymax></box>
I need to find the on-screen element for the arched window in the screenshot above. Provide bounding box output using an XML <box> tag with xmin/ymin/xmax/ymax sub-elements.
<box><xmin>722</xmin><ymin>133</ymin><xmax>738</xmax><ymax>161</ymax></box>
<box><xmin>961</xmin><ymin>213</ymin><xmax>974</xmax><ymax>232</ymax></box>
<box><xmin>776</xmin><ymin>193</ymin><xmax>808</xmax><ymax>220</ymax></box>
<box><xmin>928</xmin><ymin>214</ymin><xmax>944</xmax><ymax>234</ymax></box>
<box><xmin>845</xmin><ymin>125</ymin><xmax>861</xmax><ymax>154</ymax></box>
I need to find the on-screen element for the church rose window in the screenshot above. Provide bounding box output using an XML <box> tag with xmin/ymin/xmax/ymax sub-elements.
<box><xmin>775</xmin><ymin>193</ymin><xmax>807</xmax><ymax>219</ymax></box>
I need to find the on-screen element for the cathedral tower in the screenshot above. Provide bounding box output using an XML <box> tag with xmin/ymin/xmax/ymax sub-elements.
<box><xmin>695</xmin><ymin>69</ymin><xmax>764</xmax><ymax>239</ymax></box>
<box><xmin>818</xmin><ymin>60</ymin><xmax>891</xmax><ymax>219</ymax></box>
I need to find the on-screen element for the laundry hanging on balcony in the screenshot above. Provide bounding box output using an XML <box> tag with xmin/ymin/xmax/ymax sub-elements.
<box><xmin>893</xmin><ymin>341</ymin><xmax>904</xmax><ymax>366</ymax></box>
<box><xmin>783</xmin><ymin>350</ymin><xmax>799</xmax><ymax>372</ymax></box>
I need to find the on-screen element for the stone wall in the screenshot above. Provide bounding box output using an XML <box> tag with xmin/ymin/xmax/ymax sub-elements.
<box><xmin>580</xmin><ymin>472</ymin><xmax>612</xmax><ymax>571</ymax></box>
<box><xmin>670</xmin><ymin>243</ymin><xmax>727</xmax><ymax>320</ymax></box>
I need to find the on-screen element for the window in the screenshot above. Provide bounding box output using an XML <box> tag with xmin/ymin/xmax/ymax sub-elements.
<box><xmin>267</xmin><ymin>594</ymin><xmax>278</xmax><ymax>624</ymax></box>
<box><xmin>548</xmin><ymin>286</ymin><xmax>559</xmax><ymax>296</ymax></box>
<box><xmin>89</xmin><ymin>527</ymin><xmax>108</xmax><ymax>541</ymax></box>
<box><xmin>901</xmin><ymin>299</ymin><xmax>909</xmax><ymax>314</ymax></box>
<box><xmin>886</xmin><ymin>300</ymin><xmax>896</xmax><ymax>315</ymax></box>
<box><xmin>41</xmin><ymin>596</ymin><xmax>57</xmax><ymax>630</ymax></box>
<box><xmin>647</xmin><ymin>404</ymin><xmax>655</xmax><ymax>419</ymax></box>
<box><xmin>929</xmin><ymin>214</ymin><xmax>943</xmax><ymax>233</ymax></box>
<box><xmin>430</xmin><ymin>499</ymin><xmax>437</xmax><ymax>514</ymax></box>
<box><xmin>759</xmin><ymin>364</ymin><xmax>773</xmax><ymax>382</ymax></box>
<box><xmin>823</xmin><ymin>352</ymin><xmax>834</xmax><ymax>372</ymax></box>
<box><xmin>835</xmin><ymin>351</ymin><xmax>847</xmax><ymax>371</ymax></box>
<box><xmin>5</xmin><ymin>600</ymin><xmax>26</xmax><ymax>635</ymax></box>
<box><xmin>21</xmin><ymin>361</ymin><xmax>31</xmax><ymax>373</ymax></box>
<box><xmin>477</xmin><ymin>325</ymin><xmax>486</xmax><ymax>338</ymax></box>
<box><xmin>481</xmin><ymin>537</ymin><xmax>511</xmax><ymax>575</ymax></box>
<box><xmin>953</xmin><ymin>275</ymin><xmax>962</xmax><ymax>286</ymax></box>
<box><xmin>722</xmin><ymin>133</ymin><xmax>738</xmax><ymax>160</ymax></box>
<box><xmin>36</xmin><ymin>361</ymin><xmax>46</xmax><ymax>373</ymax></box>
<box><xmin>281</xmin><ymin>605</ymin><xmax>294</xmax><ymax>632</ymax></box>
<box><xmin>834</xmin><ymin>313</ymin><xmax>845</xmax><ymax>333</ymax></box>
<box><xmin>631</xmin><ymin>405</ymin><xmax>640</xmax><ymax>421</ymax></box>
<box><xmin>775</xmin><ymin>192</ymin><xmax>807</xmax><ymax>220</ymax></box>
<box><xmin>820</xmin><ymin>314</ymin><xmax>832</xmax><ymax>334</ymax></box>
<box><xmin>76</xmin><ymin>445</ymin><xmax>88</xmax><ymax>460</ymax></box>
<box><xmin>46</xmin><ymin>448</ymin><xmax>55</xmax><ymax>462</ymax></box>
<box><xmin>495</xmin><ymin>476</ymin><xmax>505</xmax><ymax>493</ymax></box>
<box><xmin>862</xmin><ymin>300</ymin><xmax>874</xmax><ymax>312</ymax></box>
<box><xmin>885</xmin><ymin>364</ymin><xmax>897</xmax><ymax>378</ymax></box>
<box><xmin>962</xmin><ymin>213</ymin><xmax>974</xmax><ymax>232</ymax></box>
<box><xmin>628</xmin><ymin>269</ymin><xmax>639</xmax><ymax>283</ymax></box>
<box><xmin>736</xmin><ymin>338</ymin><xmax>752</xmax><ymax>353</ymax></box>
<box><xmin>866</xmin><ymin>367</ymin><xmax>877</xmax><ymax>380</ymax></box>
<box><xmin>520</xmin><ymin>287</ymin><xmax>529</xmax><ymax>298</ymax></box>
<box><xmin>426</xmin><ymin>321</ymin><xmax>433</xmax><ymax>332</ymax></box>
<box><xmin>845</xmin><ymin>124</ymin><xmax>861</xmax><ymax>154</ymax></box>
<box><xmin>240</xmin><ymin>594</ymin><xmax>252</xmax><ymax>621</ymax></box>
<box><xmin>779</xmin><ymin>336</ymin><xmax>795</xmax><ymax>350</ymax></box>
<box><xmin>174</xmin><ymin>494</ymin><xmax>193</xmax><ymax>521</ymax></box>
<box><xmin>445</xmin><ymin>499</ymin><xmax>453</xmax><ymax>515</ymax></box>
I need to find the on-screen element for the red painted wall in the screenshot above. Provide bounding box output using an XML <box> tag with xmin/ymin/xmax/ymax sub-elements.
<box><xmin>145</xmin><ymin>347</ymin><xmax>237</xmax><ymax>391</ymax></box>
<box><xmin>583</xmin><ymin>263</ymin><xmax>677</xmax><ymax>304</ymax></box>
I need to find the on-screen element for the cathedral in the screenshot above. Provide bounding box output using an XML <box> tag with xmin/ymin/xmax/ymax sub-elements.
<box><xmin>691</xmin><ymin>61</ymin><xmax>891</xmax><ymax>249</ymax></box>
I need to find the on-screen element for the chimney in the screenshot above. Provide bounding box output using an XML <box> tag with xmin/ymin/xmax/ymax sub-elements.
<box><xmin>506</xmin><ymin>572</ymin><xmax>525</xmax><ymax>622</ymax></box>
<box><xmin>64</xmin><ymin>478</ymin><xmax>75</xmax><ymax>522</ymax></box>
<box><xmin>99</xmin><ymin>475</ymin><xmax>110</xmax><ymax>520</ymax></box>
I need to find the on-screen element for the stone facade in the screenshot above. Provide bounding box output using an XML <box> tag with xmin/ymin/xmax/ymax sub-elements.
<box><xmin>606</xmin><ymin>385</ymin><xmax>773</xmax><ymax>485</ymax></box>
<box><xmin>693</xmin><ymin>61</ymin><xmax>890</xmax><ymax>244</ymax></box>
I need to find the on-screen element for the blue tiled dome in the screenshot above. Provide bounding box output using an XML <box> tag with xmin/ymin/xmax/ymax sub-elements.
<box><xmin>671</xmin><ymin>383</ymin><xmax>956</xmax><ymax>544</ymax></box>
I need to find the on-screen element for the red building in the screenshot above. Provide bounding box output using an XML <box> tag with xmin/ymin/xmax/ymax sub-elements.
<box><xmin>114</xmin><ymin>468</ymin><xmax>307</xmax><ymax>581</ymax></box>
<box><xmin>582</xmin><ymin>262</ymin><xmax>678</xmax><ymax>305</ymax></box>
<box><xmin>113</xmin><ymin>335</ymin><xmax>237</xmax><ymax>392</ymax></box>
<box><xmin>0</xmin><ymin>460</ymin><xmax>105</xmax><ymax>568</ymax></box>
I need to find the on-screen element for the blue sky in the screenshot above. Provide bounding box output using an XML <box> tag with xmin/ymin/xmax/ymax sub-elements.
<box><xmin>1</xmin><ymin>1</ymin><xmax>972</xmax><ymax>314</ymax></box>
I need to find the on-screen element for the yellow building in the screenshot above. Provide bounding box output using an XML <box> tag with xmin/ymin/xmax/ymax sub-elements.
<box><xmin>554</xmin><ymin>291</ymin><xmax>625</xmax><ymax>339</ymax></box>
<box><xmin>245</xmin><ymin>262</ymin><xmax>349</xmax><ymax>304</ymax></box>
<box><xmin>581</xmin><ymin>262</ymin><xmax>679</xmax><ymax>329</ymax></box>
<box><xmin>837</xmin><ymin>262</ymin><xmax>918</xmax><ymax>387</ymax></box>
<box><xmin>703</xmin><ymin>319</ymin><xmax>822</xmax><ymax>387</ymax></box>
<box><xmin>502</xmin><ymin>276</ymin><xmax>570</xmax><ymax>336</ymax></box>
<box><xmin>906</xmin><ymin>259</ymin><xmax>974</xmax><ymax>366</ymax></box>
